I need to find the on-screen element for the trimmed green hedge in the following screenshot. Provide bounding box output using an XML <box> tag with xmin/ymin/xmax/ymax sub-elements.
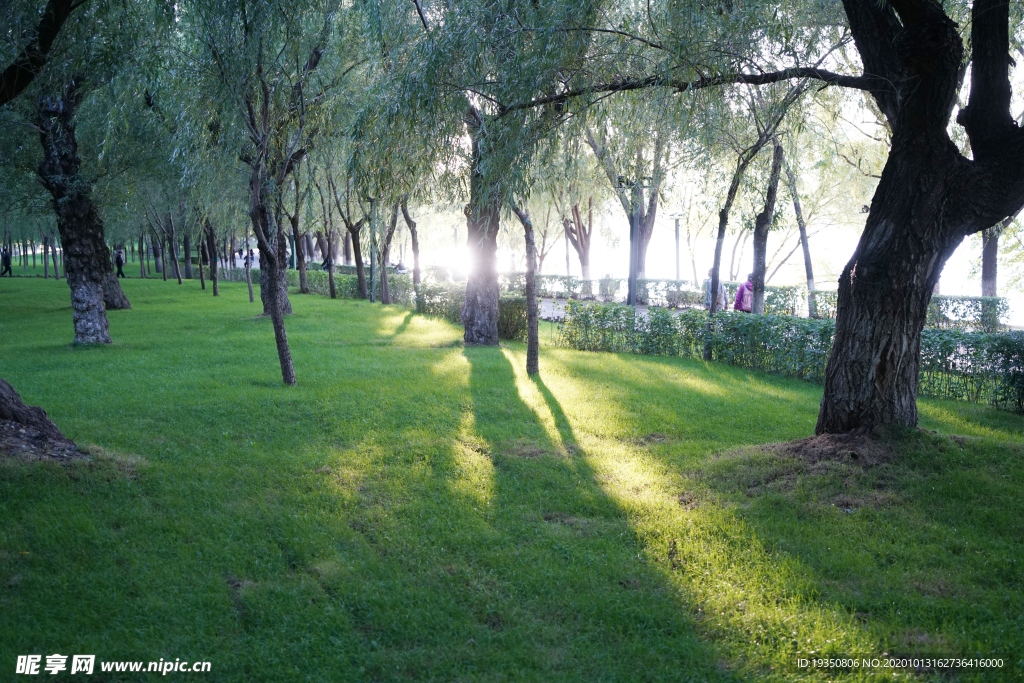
<box><xmin>415</xmin><ymin>280</ymin><xmax>527</xmax><ymax>341</ymax></box>
<box><xmin>814</xmin><ymin>290</ymin><xmax>1008</xmax><ymax>332</ymax></box>
<box><xmin>209</xmin><ymin>267</ymin><xmax>527</xmax><ymax>341</ymax></box>
<box><xmin>557</xmin><ymin>300</ymin><xmax>1024</xmax><ymax>413</ymax></box>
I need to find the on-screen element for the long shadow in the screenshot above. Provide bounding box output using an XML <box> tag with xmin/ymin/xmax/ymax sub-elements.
<box><xmin>459</xmin><ymin>346</ymin><xmax>731</xmax><ymax>681</ymax></box>
<box><xmin>540</xmin><ymin>348</ymin><xmax>1024</xmax><ymax>671</ymax></box>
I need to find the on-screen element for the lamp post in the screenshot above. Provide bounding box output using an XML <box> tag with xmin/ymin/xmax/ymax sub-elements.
<box><xmin>668</xmin><ymin>212</ymin><xmax>685</xmax><ymax>282</ymax></box>
<box><xmin>616</xmin><ymin>175</ymin><xmax>652</xmax><ymax>306</ymax></box>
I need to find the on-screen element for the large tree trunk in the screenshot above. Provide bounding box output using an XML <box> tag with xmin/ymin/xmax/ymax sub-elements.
<box><xmin>751</xmin><ymin>144</ymin><xmax>784</xmax><ymax>315</ymax></box>
<box><xmin>462</xmin><ymin>115</ymin><xmax>501</xmax><ymax>346</ymax></box>
<box><xmin>37</xmin><ymin>83</ymin><xmax>130</xmax><ymax>312</ymax></box>
<box><xmin>0</xmin><ymin>378</ymin><xmax>72</xmax><ymax>443</ymax></box>
<box><xmin>980</xmin><ymin>214</ymin><xmax>1013</xmax><ymax>296</ymax></box>
<box><xmin>817</xmin><ymin>0</ymin><xmax>1024</xmax><ymax>433</ymax></box>
<box><xmin>462</xmin><ymin>194</ymin><xmax>501</xmax><ymax>345</ymax></box>
<box><xmin>36</xmin><ymin>82</ymin><xmax>120</xmax><ymax>343</ymax></box>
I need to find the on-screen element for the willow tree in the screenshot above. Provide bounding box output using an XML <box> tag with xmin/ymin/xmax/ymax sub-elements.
<box><xmin>178</xmin><ymin>0</ymin><xmax>361</xmax><ymax>385</ymax></box>
<box><xmin>366</xmin><ymin>0</ymin><xmax>600</xmax><ymax>346</ymax></box>
<box><xmin>502</xmin><ymin>0</ymin><xmax>1024</xmax><ymax>434</ymax></box>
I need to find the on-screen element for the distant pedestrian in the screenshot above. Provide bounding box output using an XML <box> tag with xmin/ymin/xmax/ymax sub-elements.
<box><xmin>396</xmin><ymin>261</ymin><xmax>408</xmax><ymax>275</ymax></box>
<box><xmin>734</xmin><ymin>273</ymin><xmax>753</xmax><ymax>313</ymax></box>
<box><xmin>115</xmin><ymin>250</ymin><xmax>126</xmax><ymax>278</ymax></box>
<box><xmin>0</xmin><ymin>247</ymin><xmax>11</xmax><ymax>277</ymax></box>
<box><xmin>704</xmin><ymin>269</ymin><xmax>725</xmax><ymax>312</ymax></box>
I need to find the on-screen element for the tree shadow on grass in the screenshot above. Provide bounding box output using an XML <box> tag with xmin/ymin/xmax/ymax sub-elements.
<box><xmin>454</xmin><ymin>346</ymin><xmax>729</xmax><ymax>681</ymax></box>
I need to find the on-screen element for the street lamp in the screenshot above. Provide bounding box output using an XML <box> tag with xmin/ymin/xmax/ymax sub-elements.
<box><xmin>616</xmin><ymin>175</ymin><xmax>652</xmax><ymax>306</ymax></box>
<box><xmin>668</xmin><ymin>212</ymin><xmax>685</xmax><ymax>282</ymax></box>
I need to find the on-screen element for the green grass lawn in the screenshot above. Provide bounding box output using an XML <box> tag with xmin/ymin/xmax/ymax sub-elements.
<box><xmin>1</xmin><ymin>276</ymin><xmax>1022</xmax><ymax>682</ymax></box>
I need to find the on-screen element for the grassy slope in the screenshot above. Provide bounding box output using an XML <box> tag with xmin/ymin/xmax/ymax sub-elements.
<box><xmin>0</xmin><ymin>276</ymin><xmax>1021</xmax><ymax>682</ymax></box>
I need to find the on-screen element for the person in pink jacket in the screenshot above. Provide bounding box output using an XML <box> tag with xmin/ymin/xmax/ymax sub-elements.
<box><xmin>734</xmin><ymin>274</ymin><xmax>753</xmax><ymax>312</ymax></box>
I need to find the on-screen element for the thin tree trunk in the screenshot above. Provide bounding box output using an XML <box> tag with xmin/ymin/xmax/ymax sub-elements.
<box><xmin>160</xmin><ymin>235</ymin><xmax>167</xmax><ymax>281</ymax></box>
<box><xmin>243</xmin><ymin>224</ymin><xmax>253</xmax><ymax>303</ymax></box>
<box><xmin>326</xmin><ymin>230</ymin><xmax>337</xmax><ymax>299</ymax></box>
<box><xmin>198</xmin><ymin>240</ymin><xmax>206</xmax><ymax>291</ymax></box>
<box><xmin>400</xmin><ymin>199</ymin><xmax>420</xmax><ymax>286</ymax></box>
<box><xmin>41</xmin><ymin>234</ymin><xmax>49</xmax><ymax>278</ymax></box>
<box><xmin>205</xmin><ymin>219</ymin><xmax>218</xmax><ymax>297</ymax></box>
<box><xmin>511</xmin><ymin>203</ymin><xmax>540</xmax><ymax>375</ymax></box>
<box><xmin>138</xmin><ymin>234</ymin><xmax>146</xmax><ymax>278</ymax></box>
<box><xmin>380</xmin><ymin>203</ymin><xmax>399</xmax><ymax>305</ymax></box>
<box><xmin>782</xmin><ymin>155</ymin><xmax>818</xmax><ymax>317</ymax></box>
<box><xmin>50</xmin><ymin>233</ymin><xmax>59</xmax><ymax>279</ymax></box>
<box><xmin>706</xmin><ymin>154</ymin><xmax>756</xmax><ymax>359</ymax></box>
<box><xmin>183</xmin><ymin>231</ymin><xmax>192</xmax><ymax>280</ymax></box>
<box><xmin>752</xmin><ymin>144</ymin><xmax>784</xmax><ymax>315</ymax></box>
<box><xmin>249</xmin><ymin>165</ymin><xmax>296</xmax><ymax>386</ymax></box>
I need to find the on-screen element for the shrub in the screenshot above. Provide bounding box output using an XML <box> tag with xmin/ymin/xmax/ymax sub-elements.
<box><xmin>558</xmin><ymin>300</ymin><xmax>1024</xmax><ymax>413</ymax></box>
<box><xmin>816</xmin><ymin>290</ymin><xmax>1008</xmax><ymax>331</ymax></box>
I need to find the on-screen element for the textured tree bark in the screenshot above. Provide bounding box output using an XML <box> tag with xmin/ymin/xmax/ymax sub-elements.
<box><xmin>511</xmin><ymin>203</ymin><xmax>540</xmax><ymax>375</ymax></box>
<box><xmin>36</xmin><ymin>82</ymin><xmax>121</xmax><ymax>343</ymax></box>
<box><xmin>250</xmin><ymin>177</ymin><xmax>296</xmax><ymax>385</ymax></box>
<box><xmin>343</xmin><ymin>231</ymin><xmax>352</xmax><ymax>265</ymax></box>
<box><xmin>0</xmin><ymin>378</ymin><xmax>72</xmax><ymax>443</ymax></box>
<box><xmin>751</xmin><ymin>144</ymin><xmax>784</xmax><ymax>315</ymax></box>
<box><xmin>816</xmin><ymin>0</ymin><xmax>1024</xmax><ymax>433</ymax></box>
<box><xmin>260</xmin><ymin>225</ymin><xmax>292</xmax><ymax>316</ymax></box>
<box><xmin>462</xmin><ymin>112</ymin><xmax>501</xmax><ymax>346</ymax></box>
<box><xmin>462</xmin><ymin>195</ymin><xmax>501</xmax><ymax>345</ymax></box>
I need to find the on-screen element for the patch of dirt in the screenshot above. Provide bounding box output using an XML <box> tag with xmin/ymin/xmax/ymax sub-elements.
<box><xmin>0</xmin><ymin>419</ymin><xmax>84</xmax><ymax>462</ymax></box>
<box><xmin>618</xmin><ymin>577</ymin><xmax>642</xmax><ymax>590</ymax></box>
<box><xmin>765</xmin><ymin>432</ymin><xmax>895</xmax><ymax>467</ymax></box>
<box><xmin>505</xmin><ymin>439</ymin><xmax>554</xmax><ymax>459</ymax></box>
<box><xmin>834</xmin><ymin>491</ymin><xmax>899</xmax><ymax>510</ymax></box>
<box><xmin>542</xmin><ymin>512</ymin><xmax>591</xmax><ymax>530</ymax></box>
<box><xmin>676</xmin><ymin>492</ymin><xmax>700</xmax><ymax>510</ymax></box>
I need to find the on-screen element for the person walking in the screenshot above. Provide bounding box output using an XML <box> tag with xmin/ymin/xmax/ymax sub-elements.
<box><xmin>115</xmin><ymin>250</ymin><xmax>126</xmax><ymax>278</ymax></box>
<box><xmin>0</xmin><ymin>247</ymin><xmax>11</xmax><ymax>277</ymax></box>
<box><xmin>704</xmin><ymin>269</ymin><xmax>726</xmax><ymax>312</ymax></box>
<box><xmin>734</xmin><ymin>273</ymin><xmax>753</xmax><ymax>312</ymax></box>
